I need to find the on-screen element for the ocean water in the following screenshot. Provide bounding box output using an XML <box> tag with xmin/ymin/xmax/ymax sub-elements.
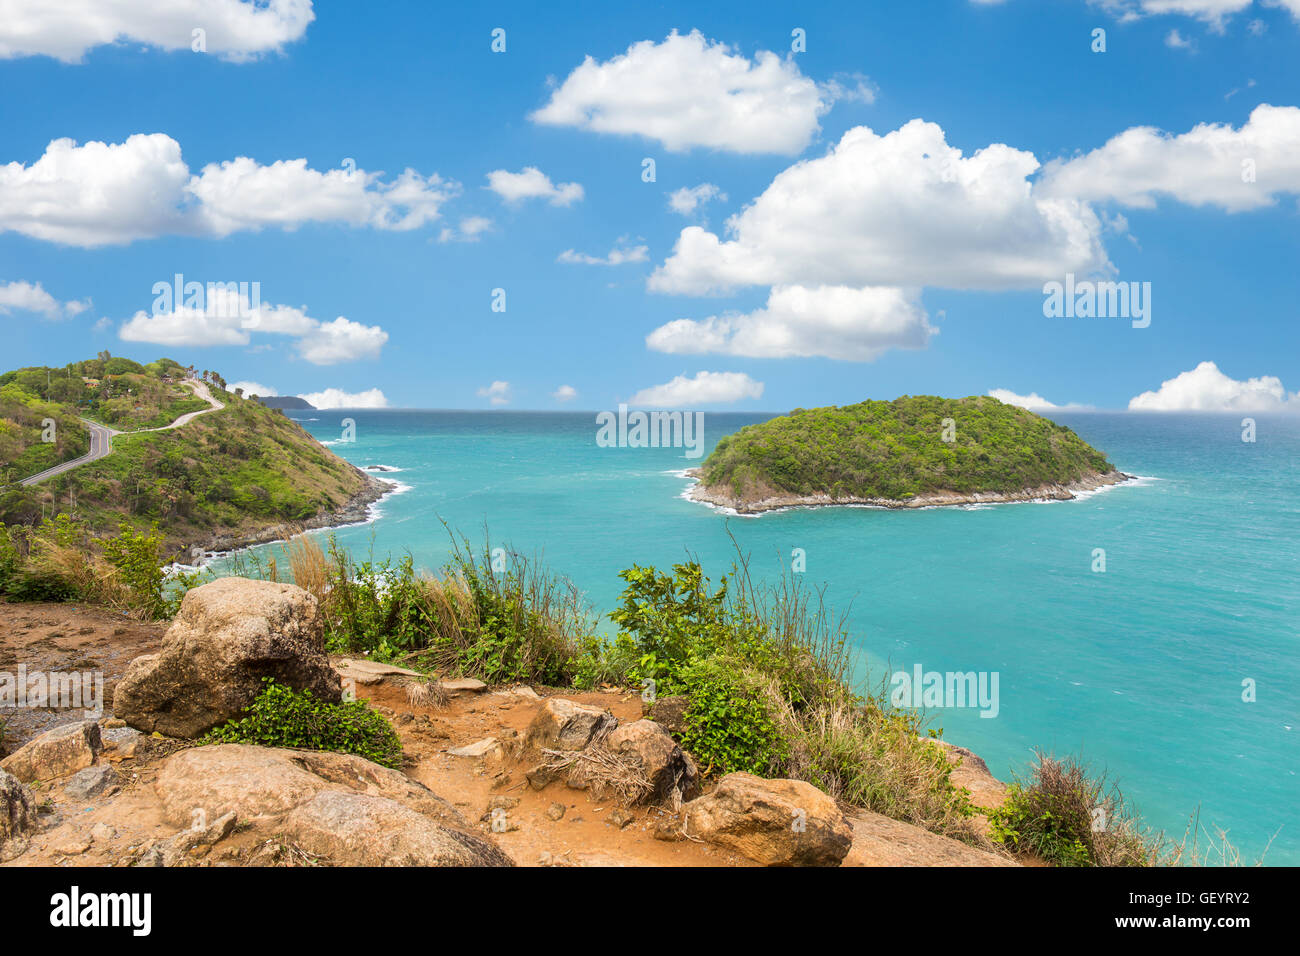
<box><xmin>219</xmin><ymin>409</ymin><xmax>1300</xmax><ymax>864</ymax></box>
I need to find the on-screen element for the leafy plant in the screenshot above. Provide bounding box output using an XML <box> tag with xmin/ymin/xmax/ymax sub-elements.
<box><xmin>202</xmin><ymin>677</ymin><xmax>403</xmax><ymax>768</ymax></box>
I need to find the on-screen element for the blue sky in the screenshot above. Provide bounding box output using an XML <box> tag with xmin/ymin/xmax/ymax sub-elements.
<box><xmin>2</xmin><ymin>0</ymin><xmax>1298</xmax><ymax>411</ymax></box>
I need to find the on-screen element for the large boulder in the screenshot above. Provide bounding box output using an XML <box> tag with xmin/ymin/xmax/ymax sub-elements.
<box><xmin>114</xmin><ymin>577</ymin><xmax>342</xmax><ymax>738</ymax></box>
<box><xmin>683</xmin><ymin>772</ymin><xmax>852</xmax><ymax>866</ymax></box>
<box><xmin>842</xmin><ymin>810</ymin><xmax>1018</xmax><ymax>867</ymax></box>
<box><xmin>0</xmin><ymin>769</ymin><xmax>37</xmax><ymax>862</ymax></box>
<box><xmin>284</xmin><ymin>791</ymin><xmax>514</xmax><ymax>867</ymax></box>
<box><xmin>154</xmin><ymin>744</ymin><xmax>465</xmax><ymax>829</ymax></box>
<box><xmin>525</xmin><ymin>698</ymin><xmax>617</xmax><ymax>752</ymax></box>
<box><xmin>0</xmin><ymin>720</ymin><xmax>102</xmax><ymax>783</ymax></box>
<box><xmin>604</xmin><ymin>720</ymin><xmax>699</xmax><ymax>805</ymax></box>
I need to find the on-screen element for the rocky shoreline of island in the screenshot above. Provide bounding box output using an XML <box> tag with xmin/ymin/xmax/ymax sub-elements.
<box><xmin>186</xmin><ymin>472</ymin><xmax>397</xmax><ymax>561</ymax></box>
<box><xmin>684</xmin><ymin>468</ymin><xmax>1136</xmax><ymax>515</ymax></box>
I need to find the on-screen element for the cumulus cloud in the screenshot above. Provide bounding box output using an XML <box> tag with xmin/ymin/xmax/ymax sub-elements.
<box><xmin>1089</xmin><ymin>0</ymin><xmax>1252</xmax><ymax>31</ymax></box>
<box><xmin>1038</xmin><ymin>104</ymin><xmax>1300</xmax><ymax>212</ymax></box>
<box><xmin>629</xmin><ymin>371</ymin><xmax>764</xmax><ymax>407</ymax></box>
<box><xmin>668</xmin><ymin>183</ymin><xmax>727</xmax><ymax>217</ymax></box>
<box><xmin>1165</xmin><ymin>27</ymin><xmax>1197</xmax><ymax>49</ymax></box>
<box><xmin>557</xmin><ymin>242</ymin><xmax>648</xmax><ymax>265</ymax></box>
<box><xmin>1128</xmin><ymin>361</ymin><xmax>1298</xmax><ymax>411</ymax></box>
<box><xmin>477</xmin><ymin>380</ymin><xmax>511</xmax><ymax>406</ymax></box>
<box><xmin>646</xmin><ymin>285</ymin><xmax>935</xmax><ymax>361</ymax></box>
<box><xmin>0</xmin><ymin>0</ymin><xmax>315</xmax><ymax>63</ymax></box>
<box><xmin>438</xmin><ymin>216</ymin><xmax>492</xmax><ymax>243</ymax></box>
<box><xmin>530</xmin><ymin>31</ymin><xmax>832</xmax><ymax>155</ymax></box>
<box><xmin>552</xmin><ymin>384</ymin><xmax>578</xmax><ymax>402</ymax></box>
<box><xmin>987</xmin><ymin>389</ymin><xmax>1093</xmax><ymax>412</ymax></box>
<box><xmin>299</xmin><ymin>387</ymin><xmax>388</xmax><ymax>409</ymax></box>
<box><xmin>650</xmin><ymin>120</ymin><xmax>1109</xmax><ymax>296</ymax></box>
<box><xmin>0</xmin><ymin>134</ymin><xmax>457</xmax><ymax>247</ymax></box>
<box><xmin>228</xmin><ymin>380</ymin><xmax>277</xmax><ymax>397</ymax></box>
<box><xmin>0</xmin><ymin>279</ymin><xmax>89</xmax><ymax>319</ymax></box>
<box><xmin>486</xmin><ymin>167</ymin><xmax>583</xmax><ymax>206</ymax></box>
<box><xmin>117</xmin><ymin>286</ymin><xmax>386</xmax><ymax>364</ymax></box>
<box><xmin>296</xmin><ymin>317</ymin><xmax>388</xmax><ymax>365</ymax></box>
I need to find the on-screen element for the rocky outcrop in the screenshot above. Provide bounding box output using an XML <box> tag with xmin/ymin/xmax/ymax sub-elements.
<box><xmin>525</xmin><ymin>698</ymin><xmax>617</xmax><ymax>752</ymax></box>
<box><xmin>0</xmin><ymin>719</ymin><xmax>102</xmax><ymax>783</ymax></box>
<box><xmin>154</xmin><ymin>744</ymin><xmax>466</xmax><ymax>828</ymax></box>
<box><xmin>0</xmin><ymin>769</ymin><xmax>37</xmax><ymax>862</ymax></box>
<box><xmin>842</xmin><ymin>810</ymin><xmax>1017</xmax><ymax>867</ymax></box>
<box><xmin>604</xmin><ymin>720</ymin><xmax>699</xmax><ymax>806</ymax></box>
<box><xmin>114</xmin><ymin>577</ymin><xmax>342</xmax><ymax>738</ymax></box>
<box><xmin>284</xmin><ymin>791</ymin><xmax>514</xmax><ymax>867</ymax></box>
<box><xmin>642</xmin><ymin>695</ymin><xmax>689</xmax><ymax>736</ymax></box>
<box><xmin>683</xmin><ymin>772</ymin><xmax>853</xmax><ymax>866</ymax></box>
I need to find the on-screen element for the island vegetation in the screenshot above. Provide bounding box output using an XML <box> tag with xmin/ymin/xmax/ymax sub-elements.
<box><xmin>693</xmin><ymin>395</ymin><xmax>1126</xmax><ymax>513</ymax></box>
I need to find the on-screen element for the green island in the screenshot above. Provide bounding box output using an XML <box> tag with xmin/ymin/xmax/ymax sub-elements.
<box><xmin>691</xmin><ymin>395</ymin><xmax>1129</xmax><ymax>513</ymax></box>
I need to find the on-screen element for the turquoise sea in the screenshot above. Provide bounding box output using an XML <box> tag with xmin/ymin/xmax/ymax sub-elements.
<box><xmin>220</xmin><ymin>409</ymin><xmax>1299</xmax><ymax>864</ymax></box>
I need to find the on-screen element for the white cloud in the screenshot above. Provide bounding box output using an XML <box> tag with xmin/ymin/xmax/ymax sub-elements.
<box><xmin>486</xmin><ymin>167</ymin><xmax>583</xmax><ymax>206</ymax></box>
<box><xmin>629</xmin><ymin>371</ymin><xmax>764</xmax><ymax>407</ymax></box>
<box><xmin>0</xmin><ymin>0</ymin><xmax>315</xmax><ymax>63</ymax></box>
<box><xmin>646</xmin><ymin>285</ymin><xmax>935</xmax><ymax>361</ymax></box>
<box><xmin>438</xmin><ymin>216</ymin><xmax>493</xmax><ymax>243</ymax></box>
<box><xmin>299</xmin><ymin>387</ymin><xmax>388</xmax><ymax>409</ymax></box>
<box><xmin>1128</xmin><ymin>361</ymin><xmax>1298</xmax><ymax>411</ymax></box>
<box><xmin>557</xmin><ymin>242</ymin><xmax>649</xmax><ymax>265</ymax></box>
<box><xmin>650</xmin><ymin>120</ymin><xmax>1108</xmax><ymax>296</ymax></box>
<box><xmin>0</xmin><ymin>134</ymin><xmax>457</xmax><ymax>247</ymax></box>
<box><xmin>1039</xmin><ymin>105</ymin><xmax>1300</xmax><ymax>213</ymax></box>
<box><xmin>228</xmin><ymin>380</ymin><xmax>277</xmax><ymax>397</ymax></box>
<box><xmin>477</xmin><ymin>380</ymin><xmax>511</xmax><ymax>406</ymax></box>
<box><xmin>552</xmin><ymin>384</ymin><xmax>578</xmax><ymax>402</ymax></box>
<box><xmin>668</xmin><ymin>183</ymin><xmax>727</xmax><ymax>217</ymax></box>
<box><xmin>987</xmin><ymin>388</ymin><xmax>1093</xmax><ymax>411</ymax></box>
<box><xmin>0</xmin><ymin>279</ymin><xmax>89</xmax><ymax>319</ymax></box>
<box><xmin>1165</xmin><ymin>28</ymin><xmax>1197</xmax><ymax>48</ymax></box>
<box><xmin>296</xmin><ymin>317</ymin><xmax>388</xmax><ymax>365</ymax></box>
<box><xmin>117</xmin><ymin>286</ymin><xmax>386</xmax><ymax>364</ymax></box>
<box><xmin>530</xmin><ymin>31</ymin><xmax>832</xmax><ymax>155</ymax></box>
<box><xmin>1089</xmin><ymin>1</ymin><xmax>1251</xmax><ymax>31</ymax></box>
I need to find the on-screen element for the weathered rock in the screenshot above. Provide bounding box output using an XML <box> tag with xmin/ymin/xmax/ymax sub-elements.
<box><xmin>604</xmin><ymin>719</ymin><xmax>700</xmax><ymax>805</ymax></box>
<box><xmin>0</xmin><ymin>720</ymin><xmax>102</xmax><ymax>783</ymax></box>
<box><xmin>928</xmin><ymin>738</ymin><xmax>1008</xmax><ymax>809</ymax></box>
<box><xmin>102</xmin><ymin>726</ymin><xmax>145</xmax><ymax>758</ymax></box>
<box><xmin>683</xmin><ymin>772</ymin><xmax>852</xmax><ymax>866</ymax></box>
<box><xmin>440</xmin><ymin>678</ymin><xmax>487</xmax><ymax>695</ymax></box>
<box><xmin>284</xmin><ymin>791</ymin><xmax>514</xmax><ymax>866</ymax></box>
<box><xmin>63</xmin><ymin>764</ymin><xmax>119</xmax><ymax>800</ymax></box>
<box><xmin>0</xmin><ymin>769</ymin><xmax>36</xmax><ymax>862</ymax></box>
<box><xmin>546</xmin><ymin>802</ymin><xmax>566</xmax><ymax>821</ymax></box>
<box><xmin>333</xmin><ymin>657</ymin><xmax>425</xmax><ymax>686</ymax></box>
<box><xmin>525</xmin><ymin>698</ymin><xmax>617</xmax><ymax>752</ymax></box>
<box><xmin>113</xmin><ymin>577</ymin><xmax>341</xmax><ymax>738</ymax></box>
<box><xmin>642</xmin><ymin>695</ymin><xmax>689</xmax><ymax>736</ymax></box>
<box><xmin>154</xmin><ymin>745</ymin><xmax>466</xmax><ymax>829</ymax></box>
<box><xmin>447</xmin><ymin>738</ymin><xmax>504</xmax><ymax>760</ymax></box>
<box><xmin>842</xmin><ymin>810</ymin><xmax>1018</xmax><ymax>867</ymax></box>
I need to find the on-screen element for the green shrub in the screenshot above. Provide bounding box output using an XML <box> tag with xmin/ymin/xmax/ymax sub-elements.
<box><xmin>202</xmin><ymin>677</ymin><xmax>403</xmax><ymax>768</ymax></box>
<box><xmin>678</xmin><ymin>656</ymin><xmax>786</xmax><ymax>775</ymax></box>
<box><xmin>988</xmin><ymin>752</ymin><xmax>1162</xmax><ymax>866</ymax></box>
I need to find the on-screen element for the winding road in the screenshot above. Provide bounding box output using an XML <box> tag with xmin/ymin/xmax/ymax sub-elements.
<box><xmin>19</xmin><ymin>379</ymin><xmax>224</xmax><ymax>487</ymax></box>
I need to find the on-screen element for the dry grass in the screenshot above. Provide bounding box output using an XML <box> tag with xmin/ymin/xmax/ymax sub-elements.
<box><xmin>768</xmin><ymin>685</ymin><xmax>991</xmax><ymax>847</ymax></box>
<box><xmin>537</xmin><ymin>745</ymin><xmax>654</xmax><ymax>806</ymax></box>
<box><xmin>401</xmin><ymin>677</ymin><xmax>449</xmax><ymax>709</ymax></box>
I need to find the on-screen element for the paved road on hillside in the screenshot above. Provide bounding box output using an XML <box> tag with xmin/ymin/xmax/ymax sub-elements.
<box><xmin>18</xmin><ymin>379</ymin><xmax>224</xmax><ymax>487</ymax></box>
